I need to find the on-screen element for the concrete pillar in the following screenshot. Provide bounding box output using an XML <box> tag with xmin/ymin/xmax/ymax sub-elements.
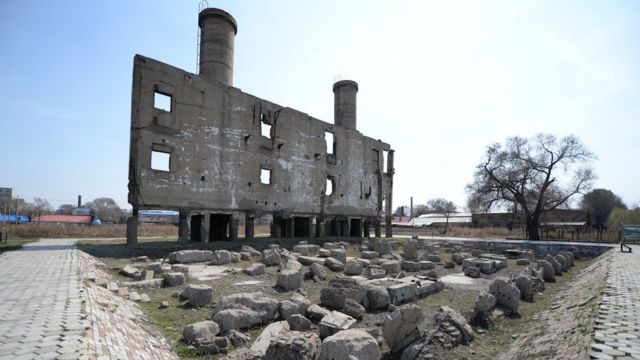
<box><xmin>374</xmin><ymin>218</ymin><xmax>382</xmax><ymax>238</ymax></box>
<box><xmin>344</xmin><ymin>220</ymin><xmax>351</xmax><ymax>238</ymax></box>
<box><xmin>202</xmin><ymin>211</ymin><xmax>210</xmax><ymax>243</ymax></box>
<box><xmin>178</xmin><ymin>209</ymin><xmax>190</xmax><ymax>244</ymax></box>
<box><xmin>271</xmin><ymin>220</ymin><xmax>279</xmax><ymax>238</ymax></box>
<box><xmin>245</xmin><ymin>214</ymin><xmax>255</xmax><ymax>239</ymax></box>
<box><xmin>229</xmin><ymin>215</ymin><xmax>238</xmax><ymax>240</ymax></box>
<box><xmin>126</xmin><ymin>208</ymin><xmax>138</xmax><ymax>245</ymax></box>
<box><xmin>287</xmin><ymin>218</ymin><xmax>294</xmax><ymax>238</ymax></box>
<box><xmin>307</xmin><ymin>217</ymin><xmax>314</xmax><ymax>238</ymax></box>
<box><xmin>198</xmin><ymin>8</ymin><xmax>237</xmax><ymax>86</ymax></box>
<box><xmin>333</xmin><ymin>80</ymin><xmax>358</xmax><ymax>130</ymax></box>
<box><xmin>331</xmin><ymin>219</ymin><xmax>339</xmax><ymax>237</ymax></box>
<box><xmin>315</xmin><ymin>218</ymin><xmax>323</xmax><ymax>238</ymax></box>
<box><xmin>364</xmin><ymin>219</ymin><xmax>371</xmax><ymax>238</ymax></box>
<box><xmin>385</xmin><ymin>150</ymin><xmax>394</xmax><ymax>238</ymax></box>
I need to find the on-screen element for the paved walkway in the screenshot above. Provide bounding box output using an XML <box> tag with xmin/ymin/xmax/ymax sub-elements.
<box><xmin>592</xmin><ymin>245</ymin><xmax>640</xmax><ymax>359</ymax></box>
<box><xmin>0</xmin><ymin>239</ymin><xmax>86</xmax><ymax>360</ymax></box>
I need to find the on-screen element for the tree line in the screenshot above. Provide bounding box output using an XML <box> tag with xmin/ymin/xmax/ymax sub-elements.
<box><xmin>3</xmin><ymin>197</ymin><xmax>126</xmax><ymax>224</ymax></box>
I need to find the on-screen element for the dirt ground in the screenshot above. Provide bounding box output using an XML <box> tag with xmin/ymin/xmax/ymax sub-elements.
<box><xmin>84</xmin><ymin>238</ymin><xmax>604</xmax><ymax>359</ymax></box>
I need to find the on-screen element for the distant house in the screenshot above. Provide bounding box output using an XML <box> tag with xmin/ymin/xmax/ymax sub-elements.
<box><xmin>391</xmin><ymin>215</ymin><xmax>414</xmax><ymax>228</ymax></box>
<box><xmin>413</xmin><ymin>213</ymin><xmax>473</xmax><ymax>228</ymax></box>
<box><xmin>31</xmin><ymin>215</ymin><xmax>92</xmax><ymax>224</ymax></box>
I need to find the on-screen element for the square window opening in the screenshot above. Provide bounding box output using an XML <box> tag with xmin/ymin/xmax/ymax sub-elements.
<box><xmin>260</xmin><ymin>168</ymin><xmax>271</xmax><ymax>185</ymax></box>
<box><xmin>325</xmin><ymin>131</ymin><xmax>335</xmax><ymax>155</ymax></box>
<box><xmin>151</xmin><ymin>150</ymin><xmax>170</xmax><ymax>172</ymax></box>
<box><xmin>325</xmin><ymin>177</ymin><xmax>335</xmax><ymax>196</ymax></box>
<box><xmin>261</xmin><ymin>122</ymin><xmax>272</xmax><ymax>138</ymax></box>
<box><xmin>154</xmin><ymin>92</ymin><xmax>172</xmax><ymax>112</ymax></box>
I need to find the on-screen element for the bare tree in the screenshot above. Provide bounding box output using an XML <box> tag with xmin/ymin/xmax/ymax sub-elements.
<box><xmin>56</xmin><ymin>204</ymin><xmax>75</xmax><ymax>215</ymax></box>
<box><xmin>426</xmin><ymin>198</ymin><xmax>457</xmax><ymax>234</ymax></box>
<box><xmin>33</xmin><ymin>197</ymin><xmax>53</xmax><ymax>214</ymax></box>
<box><xmin>467</xmin><ymin>134</ymin><xmax>595</xmax><ymax>240</ymax></box>
<box><xmin>85</xmin><ymin>197</ymin><xmax>123</xmax><ymax>223</ymax></box>
<box><xmin>581</xmin><ymin>189</ymin><xmax>626</xmax><ymax>236</ymax></box>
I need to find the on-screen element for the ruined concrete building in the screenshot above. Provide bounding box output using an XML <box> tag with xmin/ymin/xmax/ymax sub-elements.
<box><xmin>127</xmin><ymin>8</ymin><xmax>394</xmax><ymax>244</ymax></box>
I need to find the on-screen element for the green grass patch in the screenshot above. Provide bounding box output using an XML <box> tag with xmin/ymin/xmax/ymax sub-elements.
<box><xmin>0</xmin><ymin>239</ymin><xmax>36</xmax><ymax>254</ymax></box>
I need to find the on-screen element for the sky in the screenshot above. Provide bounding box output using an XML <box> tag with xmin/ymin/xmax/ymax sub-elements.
<box><xmin>1</xmin><ymin>0</ymin><xmax>639</xmax><ymax>211</ymax></box>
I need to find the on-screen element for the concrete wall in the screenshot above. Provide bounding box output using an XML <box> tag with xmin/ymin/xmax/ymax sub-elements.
<box><xmin>127</xmin><ymin>8</ymin><xmax>394</xmax><ymax>244</ymax></box>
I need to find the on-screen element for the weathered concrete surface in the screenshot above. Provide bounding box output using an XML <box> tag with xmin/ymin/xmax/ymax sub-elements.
<box><xmin>127</xmin><ymin>7</ymin><xmax>394</xmax><ymax>243</ymax></box>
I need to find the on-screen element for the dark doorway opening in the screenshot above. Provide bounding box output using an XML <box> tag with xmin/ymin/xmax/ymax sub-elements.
<box><xmin>294</xmin><ymin>217</ymin><xmax>310</xmax><ymax>237</ymax></box>
<box><xmin>190</xmin><ymin>214</ymin><xmax>203</xmax><ymax>242</ymax></box>
<box><xmin>350</xmin><ymin>218</ymin><xmax>362</xmax><ymax>237</ymax></box>
<box><xmin>210</xmin><ymin>214</ymin><xmax>231</xmax><ymax>241</ymax></box>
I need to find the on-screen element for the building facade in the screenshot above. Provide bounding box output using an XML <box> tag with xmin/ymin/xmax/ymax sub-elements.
<box><xmin>127</xmin><ymin>8</ymin><xmax>394</xmax><ymax>243</ymax></box>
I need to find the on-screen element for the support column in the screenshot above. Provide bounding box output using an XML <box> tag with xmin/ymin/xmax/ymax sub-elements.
<box><xmin>202</xmin><ymin>211</ymin><xmax>210</xmax><ymax>243</ymax></box>
<box><xmin>374</xmin><ymin>218</ymin><xmax>382</xmax><ymax>238</ymax></box>
<box><xmin>331</xmin><ymin>219</ymin><xmax>339</xmax><ymax>237</ymax></box>
<box><xmin>229</xmin><ymin>215</ymin><xmax>238</xmax><ymax>241</ymax></box>
<box><xmin>178</xmin><ymin>209</ymin><xmax>190</xmax><ymax>244</ymax></box>
<box><xmin>315</xmin><ymin>218</ymin><xmax>323</xmax><ymax>238</ymax></box>
<box><xmin>245</xmin><ymin>214</ymin><xmax>255</xmax><ymax>239</ymax></box>
<box><xmin>364</xmin><ymin>219</ymin><xmax>371</xmax><ymax>238</ymax></box>
<box><xmin>307</xmin><ymin>217</ymin><xmax>314</xmax><ymax>238</ymax></box>
<box><xmin>344</xmin><ymin>219</ymin><xmax>351</xmax><ymax>238</ymax></box>
<box><xmin>385</xmin><ymin>150</ymin><xmax>394</xmax><ymax>238</ymax></box>
<box><xmin>126</xmin><ymin>207</ymin><xmax>138</xmax><ymax>245</ymax></box>
<box><xmin>271</xmin><ymin>220</ymin><xmax>279</xmax><ymax>238</ymax></box>
<box><xmin>287</xmin><ymin>218</ymin><xmax>294</xmax><ymax>238</ymax></box>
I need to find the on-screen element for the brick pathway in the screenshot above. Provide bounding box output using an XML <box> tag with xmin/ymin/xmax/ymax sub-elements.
<box><xmin>592</xmin><ymin>245</ymin><xmax>640</xmax><ymax>359</ymax></box>
<box><xmin>0</xmin><ymin>239</ymin><xmax>87</xmax><ymax>360</ymax></box>
<box><xmin>0</xmin><ymin>240</ymin><xmax>177</xmax><ymax>360</ymax></box>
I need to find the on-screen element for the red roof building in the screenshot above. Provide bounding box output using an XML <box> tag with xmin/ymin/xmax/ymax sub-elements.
<box><xmin>31</xmin><ymin>215</ymin><xmax>92</xmax><ymax>224</ymax></box>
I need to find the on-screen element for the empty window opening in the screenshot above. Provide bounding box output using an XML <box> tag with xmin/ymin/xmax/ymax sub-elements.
<box><xmin>151</xmin><ymin>150</ymin><xmax>170</xmax><ymax>172</ymax></box>
<box><xmin>260</xmin><ymin>168</ymin><xmax>271</xmax><ymax>185</ymax></box>
<box><xmin>325</xmin><ymin>131</ymin><xmax>335</xmax><ymax>155</ymax></box>
<box><xmin>260</xmin><ymin>113</ymin><xmax>272</xmax><ymax>138</ymax></box>
<box><xmin>383</xmin><ymin>150</ymin><xmax>389</xmax><ymax>173</ymax></box>
<box><xmin>261</xmin><ymin>122</ymin><xmax>272</xmax><ymax>138</ymax></box>
<box><xmin>325</xmin><ymin>177</ymin><xmax>335</xmax><ymax>196</ymax></box>
<box><xmin>154</xmin><ymin>92</ymin><xmax>171</xmax><ymax>112</ymax></box>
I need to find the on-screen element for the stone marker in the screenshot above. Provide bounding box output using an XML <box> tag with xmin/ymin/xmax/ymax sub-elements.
<box><xmin>182</xmin><ymin>284</ymin><xmax>214</xmax><ymax>307</ymax></box>
<box><xmin>168</xmin><ymin>250</ymin><xmax>214</xmax><ymax>264</ymax></box>
<box><xmin>286</xmin><ymin>314</ymin><xmax>312</xmax><ymax>331</ymax></box>
<box><xmin>244</xmin><ymin>263</ymin><xmax>265</xmax><ymax>276</ymax></box>
<box><xmin>265</xmin><ymin>331</ymin><xmax>320</xmax><ymax>360</ymax></box>
<box><xmin>489</xmin><ymin>278</ymin><xmax>520</xmax><ymax>315</ymax></box>
<box><xmin>538</xmin><ymin>260</ymin><xmax>556</xmax><ymax>282</ymax></box>
<box><xmin>164</xmin><ymin>272</ymin><xmax>185</xmax><ymax>286</ymax></box>
<box><xmin>344</xmin><ymin>260</ymin><xmax>363</xmax><ymax>276</ymax></box>
<box><xmin>211</xmin><ymin>250</ymin><xmax>232</xmax><ymax>265</ymax></box>
<box><xmin>310</xmin><ymin>263</ymin><xmax>328</xmax><ymax>280</ymax></box>
<box><xmin>251</xmin><ymin>321</ymin><xmax>290</xmax><ymax>355</ymax></box>
<box><xmin>263</xmin><ymin>249</ymin><xmax>282</xmax><ymax>266</ymax></box>
<box><xmin>319</xmin><ymin>329</ymin><xmax>381</xmax><ymax>360</ymax></box>
<box><xmin>183</xmin><ymin>320</ymin><xmax>220</xmax><ymax>344</ymax></box>
<box><xmin>382</xmin><ymin>304</ymin><xmax>425</xmax><ymax>354</ymax></box>
<box><xmin>464</xmin><ymin>266</ymin><xmax>481</xmax><ymax>278</ymax></box>
<box><xmin>325</xmin><ymin>257</ymin><xmax>345</xmax><ymax>272</ymax></box>
<box><xmin>319</xmin><ymin>311</ymin><xmax>356</xmax><ymax>338</ymax></box>
<box><xmin>434</xmin><ymin>306</ymin><xmax>475</xmax><ymax>344</ymax></box>
<box><xmin>277</xmin><ymin>258</ymin><xmax>303</xmax><ymax>291</ymax></box>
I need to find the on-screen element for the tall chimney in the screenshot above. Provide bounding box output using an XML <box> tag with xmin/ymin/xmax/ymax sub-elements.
<box><xmin>333</xmin><ymin>80</ymin><xmax>358</xmax><ymax>130</ymax></box>
<box><xmin>77</xmin><ymin>195</ymin><xmax>82</xmax><ymax>207</ymax></box>
<box><xmin>198</xmin><ymin>8</ymin><xmax>237</xmax><ymax>86</ymax></box>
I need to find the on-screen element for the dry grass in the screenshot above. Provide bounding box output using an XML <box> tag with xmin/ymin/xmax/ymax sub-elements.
<box><xmin>1</xmin><ymin>223</ymin><xmax>177</xmax><ymax>240</ymax></box>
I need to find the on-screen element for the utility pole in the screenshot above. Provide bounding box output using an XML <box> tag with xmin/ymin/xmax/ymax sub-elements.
<box><xmin>15</xmin><ymin>197</ymin><xmax>19</xmax><ymax>224</ymax></box>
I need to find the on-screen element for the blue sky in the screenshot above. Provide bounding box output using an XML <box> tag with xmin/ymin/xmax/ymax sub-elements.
<box><xmin>1</xmin><ymin>0</ymin><xmax>639</xmax><ymax>210</ymax></box>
